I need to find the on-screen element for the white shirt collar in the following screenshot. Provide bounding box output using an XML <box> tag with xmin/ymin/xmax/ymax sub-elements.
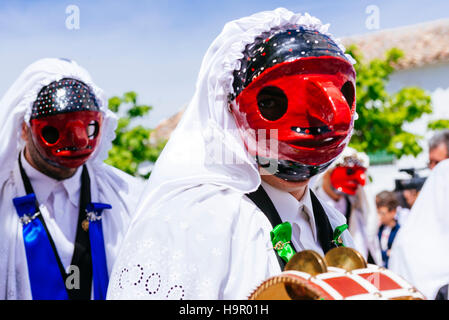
<box><xmin>20</xmin><ymin>152</ymin><xmax>82</xmax><ymax>207</ymax></box>
<box><xmin>260</xmin><ymin>180</ymin><xmax>317</xmax><ymax>241</ymax></box>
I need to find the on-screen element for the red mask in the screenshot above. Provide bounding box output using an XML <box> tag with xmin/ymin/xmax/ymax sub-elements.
<box><xmin>330</xmin><ymin>166</ymin><xmax>367</xmax><ymax>195</ymax></box>
<box><xmin>30</xmin><ymin>111</ymin><xmax>103</xmax><ymax>168</ymax></box>
<box><xmin>29</xmin><ymin>78</ymin><xmax>103</xmax><ymax>168</ymax></box>
<box><xmin>230</xmin><ymin>27</ymin><xmax>356</xmax><ymax>181</ymax></box>
<box><xmin>233</xmin><ymin>56</ymin><xmax>355</xmax><ymax>164</ymax></box>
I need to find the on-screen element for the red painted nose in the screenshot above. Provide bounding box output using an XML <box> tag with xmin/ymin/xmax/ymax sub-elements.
<box><xmin>303</xmin><ymin>77</ymin><xmax>352</xmax><ymax>131</ymax></box>
<box><xmin>67</xmin><ymin>120</ymin><xmax>89</xmax><ymax>149</ymax></box>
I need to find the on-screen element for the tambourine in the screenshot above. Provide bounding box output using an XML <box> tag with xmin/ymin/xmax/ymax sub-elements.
<box><xmin>249</xmin><ymin>247</ymin><xmax>425</xmax><ymax>300</ymax></box>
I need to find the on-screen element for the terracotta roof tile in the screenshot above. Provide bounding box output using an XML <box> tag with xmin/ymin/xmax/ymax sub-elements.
<box><xmin>150</xmin><ymin>108</ymin><xmax>185</xmax><ymax>144</ymax></box>
<box><xmin>342</xmin><ymin>18</ymin><xmax>449</xmax><ymax>69</ymax></box>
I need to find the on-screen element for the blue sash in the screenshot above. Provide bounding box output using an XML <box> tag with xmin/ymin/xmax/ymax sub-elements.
<box><xmin>13</xmin><ymin>195</ymin><xmax>112</xmax><ymax>300</ymax></box>
<box><xmin>13</xmin><ymin>194</ymin><xmax>68</xmax><ymax>300</ymax></box>
<box><xmin>86</xmin><ymin>202</ymin><xmax>111</xmax><ymax>300</ymax></box>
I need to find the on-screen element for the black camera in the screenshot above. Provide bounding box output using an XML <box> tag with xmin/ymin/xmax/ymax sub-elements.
<box><xmin>394</xmin><ymin>168</ymin><xmax>427</xmax><ymax>191</ymax></box>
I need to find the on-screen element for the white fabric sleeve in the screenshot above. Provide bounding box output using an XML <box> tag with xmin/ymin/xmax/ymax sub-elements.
<box><xmin>107</xmin><ymin>186</ymin><xmax>281</xmax><ymax>300</ymax></box>
<box><xmin>221</xmin><ymin>197</ymin><xmax>281</xmax><ymax>299</ymax></box>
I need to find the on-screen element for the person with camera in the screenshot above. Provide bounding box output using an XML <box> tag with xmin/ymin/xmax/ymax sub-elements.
<box><xmin>393</xmin><ymin>169</ymin><xmax>426</xmax><ymax>226</ymax></box>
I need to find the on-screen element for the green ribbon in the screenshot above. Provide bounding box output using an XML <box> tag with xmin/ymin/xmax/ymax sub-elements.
<box><xmin>270</xmin><ymin>222</ymin><xmax>296</xmax><ymax>263</ymax></box>
<box><xmin>332</xmin><ymin>224</ymin><xmax>348</xmax><ymax>247</ymax></box>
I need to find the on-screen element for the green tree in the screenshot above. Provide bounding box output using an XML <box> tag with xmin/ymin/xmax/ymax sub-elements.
<box><xmin>347</xmin><ymin>45</ymin><xmax>434</xmax><ymax>159</ymax></box>
<box><xmin>105</xmin><ymin>91</ymin><xmax>166</xmax><ymax>178</ymax></box>
<box><xmin>427</xmin><ymin>119</ymin><xmax>449</xmax><ymax>131</ymax></box>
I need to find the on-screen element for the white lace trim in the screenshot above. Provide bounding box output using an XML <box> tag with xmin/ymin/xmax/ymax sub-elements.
<box><xmin>108</xmin><ymin>236</ymin><xmax>217</xmax><ymax>299</ymax></box>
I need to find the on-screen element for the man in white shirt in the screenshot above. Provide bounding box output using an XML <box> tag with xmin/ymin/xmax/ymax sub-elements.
<box><xmin>0</xmin><ymin>58</ymin><xmax>143</xmax><ymax>300</ymax></box>
<box><xmin>107</xmin><ymin>9</ymin><xmax>355</xmax><ymax>300</ymax></box>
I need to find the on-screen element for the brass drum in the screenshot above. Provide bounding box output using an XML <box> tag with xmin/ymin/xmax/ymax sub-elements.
<box><xmin>249</xmin><ymin>247</ymin><xmax>425</xmax><ymax>300</ymax></box>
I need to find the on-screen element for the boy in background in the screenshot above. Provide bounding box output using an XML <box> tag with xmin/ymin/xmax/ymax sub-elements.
<box><xmin>375</xmin><ymin>190</ymin><xmax>400</xmax><ymax>268</ymax></box>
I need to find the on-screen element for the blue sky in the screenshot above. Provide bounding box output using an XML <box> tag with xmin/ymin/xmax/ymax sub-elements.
<box><xmin>1</xmin><ymin>0</ymin><xmax>449</xmax><ymax>126</ymax></box>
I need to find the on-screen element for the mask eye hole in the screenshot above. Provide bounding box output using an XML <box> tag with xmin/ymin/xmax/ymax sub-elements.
<box><xmin>341</xmin><ymin>81</ymin><xmax>355</xmax><ymax>108</ymax></box>
<box><xmin>87</xmin><ymin>120</ymin><xmax>99</xmax><ymax>139</ymax></box>
<box><xmin>257</xmin><ymin>86</ymin><xmax>288</xmax><ymax>121</ymax></box>
<box><xmin>41</xmin><ymin>126</ymin><xmax>60</xmax><ymax>144</ymax></box>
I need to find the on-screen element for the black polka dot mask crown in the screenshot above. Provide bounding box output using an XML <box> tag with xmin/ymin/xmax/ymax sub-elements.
<box><xmin>29</xmin><ymin>78</ymin><xmax>103</xmax><ymax>168</ymax></box>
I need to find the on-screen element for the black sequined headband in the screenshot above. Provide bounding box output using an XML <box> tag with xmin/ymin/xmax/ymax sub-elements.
<box><xmin>31</xmin><ymin>78</ymin><xmax>100</xmax><ymax>119</ymax></box>
<box><xmin>231</xmin><ymin>25</ymin><xmax>349</xmax><ymax>99</ymax></box>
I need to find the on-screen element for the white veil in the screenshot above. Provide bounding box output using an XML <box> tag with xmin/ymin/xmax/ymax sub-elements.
<box><xmin>133</xmin><ymin>8</ymin><xmax>351</xmax><ymax>220</ymax></box>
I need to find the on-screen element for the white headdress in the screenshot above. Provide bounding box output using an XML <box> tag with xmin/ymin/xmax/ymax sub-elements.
<box><xmin>137</xmin><ymin>8</ymin><xmax>352</xmax><ymax>208</ymax></box>
<box><xmin>331</xmin><ymin>146</ymin><xmax>370</xmax><ymax>169</ymax></box>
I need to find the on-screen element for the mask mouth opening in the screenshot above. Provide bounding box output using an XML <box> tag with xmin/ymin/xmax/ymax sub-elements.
<box><xmin>330</xmin><ymin>181</ymin><xmax>357</xmax><ymax>196</ymax></box>
<box><xmin>54</xmin><ymin>146</ymin><xmax>93</xmax><ymax>155</ymax></box>
<box><xmin>58</xmin><ymin>153</ymin><xmax>92</xmax><ymax>160</ymax></box>
<box><xmin>291</xmin><ymin>125</ymin><xmax>331</xmax><ymax>135</ymax></box>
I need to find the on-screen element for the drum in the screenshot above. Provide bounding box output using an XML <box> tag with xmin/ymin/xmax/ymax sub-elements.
<box><xmin>249</xmin><ymin>248</ymin><xmax>425</xmax><ymax>300</ymax></box>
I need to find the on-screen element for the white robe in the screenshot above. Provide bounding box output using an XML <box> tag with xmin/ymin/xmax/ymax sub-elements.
<box><xmin>106</xmin><ymin>8</ymin><xmax>354</xmax><ymax>300</ymax></box>
<box><xmin>106</xmin><ymin>184</ymin><xmax>353</xmax><ymax>300</ymax></box>
<box><xmin>0</xmin><ymin>159</ymin><xmax>143</xmax><ymax>299</ymax></box>
<box><xmin>389</xmin><ymin>159</ymin><xmax>449</xmax><ymax>300</ymax></box>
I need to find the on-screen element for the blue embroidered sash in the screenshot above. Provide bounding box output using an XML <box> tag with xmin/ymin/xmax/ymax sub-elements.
<box><xmin>13</xmin><ymin>194</ymin><xmax>68</xmax><ymax>300</ymax></box>
<box><xmin>86</xmin><ymin>202</ymin><xmax>111</xmax><ymax>300</ymax></box>
<box><xmin>12</xmin><ymin>194</ymin><xmax>112</xmax><ymax>300</ymax></box>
